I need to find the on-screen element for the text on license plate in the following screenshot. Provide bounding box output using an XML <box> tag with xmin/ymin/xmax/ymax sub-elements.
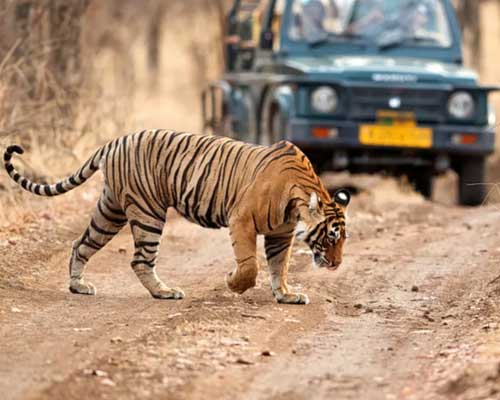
<box><xmin>359</xmin><ymin>125</ymin><xmax>432</xmax><ymax>148</ymax></box>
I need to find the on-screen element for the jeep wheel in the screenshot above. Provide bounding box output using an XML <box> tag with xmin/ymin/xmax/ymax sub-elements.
<box><xmin>409</xmin><ymin>172</ymin><xmax>433</xmax><ymax>199</ymax></box>
<box><xmin>218</xmin><ymin>102</ymin><xmax>234</xmax><ymax>138</ymax></box>
<box><xmin>220</xmin><ymin>114</ymin><xmax>234</xmax><ymax>138</ymax></box>
<box><xmin>458</xmin><ymin>157</ymin><xmax>486</xmax><ymax>206</ymax></box>
<box><xmin>260</xmin><ymin>106</ymin><xmax>283</xmax><ymax>146</ymax></box>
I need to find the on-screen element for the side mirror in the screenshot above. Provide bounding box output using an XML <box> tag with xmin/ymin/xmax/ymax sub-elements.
<box><xmin>260</xmin><ymin>30</ymin><xmax>274</xmax><ymax>50</ymax></box>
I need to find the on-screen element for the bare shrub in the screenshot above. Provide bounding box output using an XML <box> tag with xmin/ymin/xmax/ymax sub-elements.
<box><xmin>0</xmin><ymin>0</ymin><xmax>230</xmax><ymax>228</ymax></box>
<box><xmin>0</xmin><ymin>0</ymin><xmax>137</xmax><ymax>227</ymax></box>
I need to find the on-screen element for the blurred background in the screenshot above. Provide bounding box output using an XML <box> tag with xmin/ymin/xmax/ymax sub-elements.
<box><xmin>0</xmin><ymin>0</ymin><xmax>498</xmax><ymax>218</ymax></box>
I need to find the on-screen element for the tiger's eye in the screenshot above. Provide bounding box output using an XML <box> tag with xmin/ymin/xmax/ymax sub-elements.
<box><xmin>327</xmin><ymin>232</ymin><xmax>336</xmax><ymax>243</ymax></box>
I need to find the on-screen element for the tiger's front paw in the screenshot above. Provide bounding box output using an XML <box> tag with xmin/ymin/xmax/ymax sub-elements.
<box><xmin>226</xmin><ymin>270</ymin><xmax>257</xmax><ymax>294</ymax></box>
<box><xmin>275</xmin><ymin>292</ymin><xmax>309</xmax><ymax>305</ymax></box>
<box><xmin>151</xmin><ymin>287</ymin><xmax>185</xmax><ymax>300</ymax></box>
<box><xmin>69</xmin><ymin>281</ymin><xmax>97</xmax><ymax>296</ymax></box>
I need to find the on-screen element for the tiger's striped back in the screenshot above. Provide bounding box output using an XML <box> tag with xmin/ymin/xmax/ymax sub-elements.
<box><xmin>98</xmin><ymin>130</ymin><xmax>329</xmax><ymax>231</ymax></box>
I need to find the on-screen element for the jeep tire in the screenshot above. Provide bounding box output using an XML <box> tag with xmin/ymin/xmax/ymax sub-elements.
<box><xmin>458</xmin><ymin>157</ymin><xmax>486</xmax><ymax>206</ymax></box>
<box><xmin>260</xmin><ymin>105</ymin><xmax>283</xmax><ymax>146</ymax></box>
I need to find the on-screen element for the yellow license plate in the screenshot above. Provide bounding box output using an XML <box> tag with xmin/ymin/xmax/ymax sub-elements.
<box><xmin>359</xmin><ymin>124</ymin><xmax>432</xmax><ymax>148</ymax></box>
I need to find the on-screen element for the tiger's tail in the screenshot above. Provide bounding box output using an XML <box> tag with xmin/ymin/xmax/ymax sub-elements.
<box><xmin>3</xmin><ymin>144</ymin><xmax>105</xmax><ymax>196</ymax></box>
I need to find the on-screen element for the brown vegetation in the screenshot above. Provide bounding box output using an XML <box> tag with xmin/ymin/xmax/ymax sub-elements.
<box><xmin>0</xmin><ymin>0</ymin><xmax>227</xmax><ymax>227</ymax></box>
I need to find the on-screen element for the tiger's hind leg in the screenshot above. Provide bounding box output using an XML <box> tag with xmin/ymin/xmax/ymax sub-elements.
<box><xmin>127</xmin><ymin>209</ymin><xmax>184</xmax><ymax>300</ymax></box>
<box><xmin>265</xmin><ymin>232</ymin><xmax>309</xmax><ymax>305</ymax></box>
<box><xmin>69</xmin><ymin>187</ymin><xmax>127</xmax><ymax>295</ymax></box>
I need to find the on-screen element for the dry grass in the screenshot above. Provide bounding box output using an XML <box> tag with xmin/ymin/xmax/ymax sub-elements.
<box><xmin>0</xmin><ymin>74</ymin><xmax>133</xmax><ymax>229</ymax></box>
<box><xmin>0</xmin><ymin>4</ymin><xmax>131</xmax><ymax>228</ymax></box>
<box><xmin>0</xmin><ymin>1</ymin><xmax>225</xmax><ymax>229</ymax></box>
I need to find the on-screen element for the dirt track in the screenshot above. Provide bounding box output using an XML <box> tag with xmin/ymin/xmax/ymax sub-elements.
<box><xmin>1</xmin><ymin>176</ymin><xmax>500</xmax><ymax>400</ymax></box>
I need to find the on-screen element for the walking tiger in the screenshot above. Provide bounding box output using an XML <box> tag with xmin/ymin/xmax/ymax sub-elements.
<box><xmin>3</xmin><ymin>130</ymin><xmax>350</xmax><ymax>304</ymax></box>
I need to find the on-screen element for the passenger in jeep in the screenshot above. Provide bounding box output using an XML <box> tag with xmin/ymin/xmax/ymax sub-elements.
<box><xmin>346</xmin><ymin>0</ymin><xmax>385</xmax><ymax>36</ymax></box>
<box><xmin>292</xmin><ymin>0</ymin><xmax>339</xmax><ymax>42</ymax></box>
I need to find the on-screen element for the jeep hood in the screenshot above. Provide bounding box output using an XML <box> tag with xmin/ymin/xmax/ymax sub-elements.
<box><xmin>284</xmin><ymin>55</ymin><xmax>478</xmax><ymax>85</ymax></box>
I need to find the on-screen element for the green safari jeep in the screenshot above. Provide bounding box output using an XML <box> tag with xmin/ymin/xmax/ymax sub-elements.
<box><xmin>202</xmin><ymin>0</ymin><xmax>499</xmax><ymax>205</ymax></box>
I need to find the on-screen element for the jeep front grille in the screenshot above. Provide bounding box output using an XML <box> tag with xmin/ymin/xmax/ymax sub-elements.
<box><xmin>348</xmin><ymin>87</ymin><xmax>447</xmax><ymax>123</ymax></box>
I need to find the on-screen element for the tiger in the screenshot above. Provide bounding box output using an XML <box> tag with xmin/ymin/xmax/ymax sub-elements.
<box><xmin>3</xmin><ymin>130</ymin><xmax>350</xmax><ymax>304</ymax></box>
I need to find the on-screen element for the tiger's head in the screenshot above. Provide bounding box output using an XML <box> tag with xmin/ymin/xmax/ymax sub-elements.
<box><xmin>295</xmin><ymin>189</ymin><xmax>350</xmax><ymax>271</ymax></box>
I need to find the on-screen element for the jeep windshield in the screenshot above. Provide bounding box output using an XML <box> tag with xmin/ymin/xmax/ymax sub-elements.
<box><xmin>288</xmin><ymin>0</ymin><xmax>453</xmax><ymax>49</ymax></box>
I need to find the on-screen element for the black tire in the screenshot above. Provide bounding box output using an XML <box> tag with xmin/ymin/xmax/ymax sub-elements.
<box><xmin>219</xmin><ymin>102</ymin><xmax>234</xmax><ymax>138</ymax></box>
<box><xmin>409</xmin><ymin>172</ymin><xmax>433</xmax><ymax>199</ymax></box>
<box><xmin>220</xmin><ymin>115</ymin><xmax>234</xmax><ymax>138</ymax></box>
<box><xmin>260</xmin><ymin>106</ymin><xmax>283</xmax><ymax>145</ymax></box>
<box><xmin>458</xmin><ymin>157</ymin><xmax>486</xmax><ymax>206</ymax></box>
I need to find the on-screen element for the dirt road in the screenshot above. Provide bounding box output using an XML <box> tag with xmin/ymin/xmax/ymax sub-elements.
<box><xmin>1</xmin><ymin>177</ymin><xmax>500</xmax><ymax>400</ymax></box>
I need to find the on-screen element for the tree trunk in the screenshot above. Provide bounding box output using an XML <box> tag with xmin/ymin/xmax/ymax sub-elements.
<box><xmin>48</xmin><ymin>0</ymin><xmax>90</xmax><ymax>90</ymax></box>
<box><xmin>455</xmin><ymin>0</ymin><xmax>481</xmax><ymax>70</ymax></box>
<box><xmin>147</xmin><ymin>2</ymin><xmax>166</xmax><ymax>89</ymax></box>
<box><xmin>13</xmin><ymin>1</ymin><xmax>36</xmax><ymax>96</ymax></box>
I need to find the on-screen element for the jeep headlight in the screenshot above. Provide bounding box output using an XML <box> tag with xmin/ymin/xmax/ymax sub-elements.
<box><xmin>448</xmin><ymin>91</ymin><xmax>475</xmax><ymax>119</ymax></box>
<box><xmin>311</xmin><ymin>86</ymin><xmax>338</xmax><ymax>113</ymax></box>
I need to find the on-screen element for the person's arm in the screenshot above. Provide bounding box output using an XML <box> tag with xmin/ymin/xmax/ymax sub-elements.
<box><xmin>347</xmin><ymin>8</ymin><xmax>383</xmax><ymax>34</ymax></box>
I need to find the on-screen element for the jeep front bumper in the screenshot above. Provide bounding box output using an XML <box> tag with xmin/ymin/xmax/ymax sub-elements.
<box><xmin>289</xmin><ymin>118</ymin><xmax>495</xmax><ymax>157</ymax></box>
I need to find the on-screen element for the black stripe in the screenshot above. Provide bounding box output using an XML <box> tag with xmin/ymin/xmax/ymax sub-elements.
<box><xmin>266</xmin><ymin>201</ymin><xmax>273</xmax><ymax>231</ymax></box>
<box><xmin>305</xmin><ymin>223</ymin><xmax>323</xmax><ymax>243</ymax></box>
<box><xmin>134</xmin><ymin>249</ymin><xmax>155</xmax><ymax>259</ymax></box>
<box><xmin>227</xmin><ymin>146</ymin><xmax>250</xmax><ymax>208</ymax></box>
<box><xmin>82</xmin><ymin>239</ymin><xmax>102</xmax><ymax>250</ymax></box>
<box><xmin>128</xmin><ymin>136</ymin><xmax>165</xmax><ymax>220</ymax></box>
<box><xmin>131</xmin><ymin>260</ymin><xmax>154</xmax><ymax>268</ymax></box>
<box><xmin>124</xmin><ymin>194</ymin><xmax>164</xmax><ymax>221</ymax></box>
<box><xmin>77</xmin><ymin>158</ymin><xmax>92</xmax><ymax>182</ymax></box>
<box><xmin>252</xmin><ymin>213</ymin><xmax>259</xmax><ymax>233</ymax></box>
<box><xmin>98</xmin><ymin>201</ymin><xmax>127</xmax><ymax>225</ymax></box>
<box><xmin>284</xmin><ymin>197</ymin><xmax>300</xmax><ymax>223</ymax></box>
<box><xmin>141</xmin><ymin>137</ymin><xmax>163</xmax><ymax>210</ymax></box>
<box><xmin>109</xmin><ymin>139</ymin><xmax>119</xmax><ymax>196</ymax></box>
<box><xmin>135</xmin><ymin>240</ymin><xmax>160</xmax><ymax>247</ymax></box>
<box><xmin>140</xmin><ymin>247</ymin><xmax>158</xmax><ymax>254</ymax></box>
<box><xmin>75</xmin><ymin>251</ymin><xmax>89</xmax><ymax>263</ymax></box>
<box><xmin>129</xmin><ymin>220</ymin><xmax>163</xmax><ymax>235</ymax></box>
<box><xmin>181</xmin><ymin>137</ymin><xmax>219</xmax><ymax>215</ymax></box>
<box><xmin>7</xmin><ymin>145</ymin><xmax>23</xmax><ymax>154</ymax></box>
<box><xmin>90</xmin><ymin>219</ymin><xmax>117</xmax><ymax>235</ymax></box>
<box><xmin>56</xmin><ymin>182</ymin><xmax>65</xmax><ymax>194</ymax></box>
<box><xmin>266</xmin><ymin>242</ymin><xmax>291</xmax><ymax>260</ymax></box>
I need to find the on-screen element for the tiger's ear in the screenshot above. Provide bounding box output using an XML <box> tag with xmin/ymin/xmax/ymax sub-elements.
<box><xmin>334</xmin><ymin>189</ymin><xmax>351</xmax><ymax>207</ymax></box>
<box><xmin>309</xmin><ymin>192</ymin><xmax>322</xmax><ymax>216</ymax></box>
